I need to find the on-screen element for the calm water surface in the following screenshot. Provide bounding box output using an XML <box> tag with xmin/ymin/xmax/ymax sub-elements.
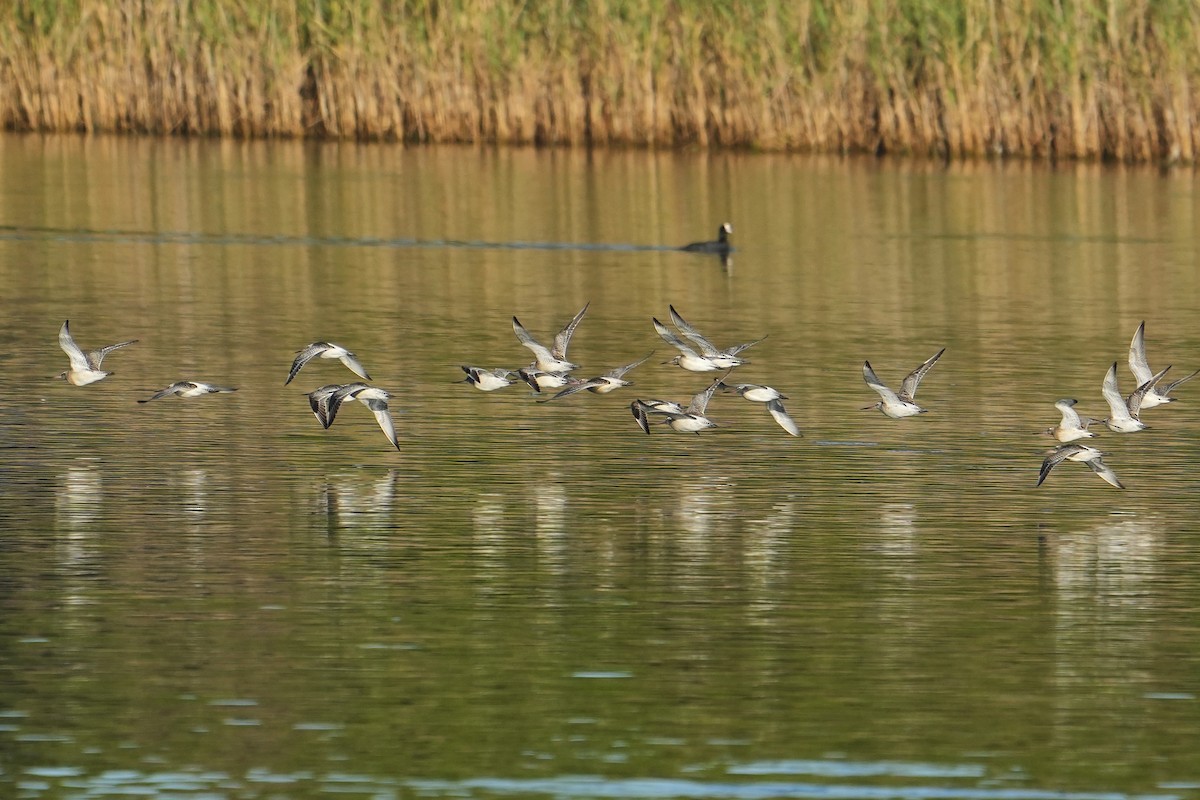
<box><xmin>1</xmin><ymin>136</ymin><xmax>1199</xmax><ymax>799</ymax></box>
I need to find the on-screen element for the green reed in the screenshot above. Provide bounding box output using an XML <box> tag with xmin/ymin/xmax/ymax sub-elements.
<box><xmin>0</xmin><ymin>0</ymin><xmax>1197</xmax><ymax>160</ymax></box>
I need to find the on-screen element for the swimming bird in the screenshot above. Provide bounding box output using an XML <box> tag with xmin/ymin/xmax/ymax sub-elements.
<box><xmin>681</xmin><ymin>223</ymin><xmax>733</xmax><ymax>254</ymax></box>
<box><xmin>862</xmin><ymin>348</ymin><xmax>945</xmax><ymax>418</ymax></box>
<box><xmin>1101</xmin><ymin>360</ymin><xmax>1168</xmax><ymax>433</ymax></box>
<box><xmin>460</xmin><ymin>366</ymin><xmax>518</xmax><ymax>392</ymax></box>
<box><xmin>56</xmin><ymin>320</ymin><xmax>138</xmax><ymax>386</ymax></box>
<box><xmin>1129</xmin><ymin>321</ymin><xmax>1199</xmax><ymax>408</ymax></box>
<box><xmin>718</xmin><ymin>381</ymin><xmax>801</xmax><ymax>436</ymax></box>
<box><xmin>138</xmin><ymin>382</ymin><xmax>237</xmax><ymax>403</ymax></box>
<box><xmin>321</xmin><ymin>382</ymin><xmax>400</xmax><ymax>451</ymax></box>
<box><xmin>540</xmin><ymin>353</ymin><xmax>654</xmax><ymax>401</ymax></box>
<box><xmin>286</xmin><ymin>342</ymin><xmax>371</xmax><ymax>385</ymax></box>
<box><xmin>632</xmin><ymin>377</ymin><xmax>724</xmax><ymax>434</ymax></box>
<box><xmin>1043</xmin><ymin>398</ymin><xmax>1099</xmax><ymax>443</ymax></box>
<box><xmin>654</xmin><ymin>305</ymin><xmax>764</xmax><ymax>372</ymax></box>
<box><xmin>1037</xmin><ymin>444</ymin><xmax>1124</xmax><ymax>489</ymax></box>
<box><xmin>512</xmin><ymin>303</ymin><xmax>589</xmax><ymax>374</ymax></box>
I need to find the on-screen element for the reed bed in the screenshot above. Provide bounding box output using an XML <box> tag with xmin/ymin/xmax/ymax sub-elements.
<box><xmin>1</xmin><ymin>0</ymin><xmax>1199</xmax><ymax>161</ymax></box>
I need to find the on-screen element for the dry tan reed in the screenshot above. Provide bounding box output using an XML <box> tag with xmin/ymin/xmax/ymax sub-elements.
<box><xmin>1</xmin><ymin>0</ymin><xmax>1198</xmax><ymax>161</ymax></box>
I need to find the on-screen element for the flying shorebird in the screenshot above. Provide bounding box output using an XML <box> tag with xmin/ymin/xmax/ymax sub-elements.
<box><xmin>1037</xmin><ymin>443</ymin><xmax>1124</xmax><ymax>489</ymax></box>
<box><xmin>631</xmin><ymin>376</ymin><xmax>724</xmax><ymax>434</ymax></box>
<box><xmin>540</xmin><ymin>352</ymin><xmax>654</xmax><ymax>401</ymax></box>
<box><xmin>512</xmin><ymin>302</ymin><xmax>589</xmax><ymax>374</ymax></box>
<box><xmin>1101</xmin><ymin>360</ymin><xmax>1168</xmax><ymax>433</ymax></box>
<box><xmin>1043</xmin><ymin>398</ymin><xmax>1099</xmax><ymax>443</ymax></box>
<box><xmin>1129</xmin><ymin>321</ymin><xmax>1199</xmax><ymax>408</ymax></box>
<box><xmin>861</xmin><ymin>348</ymin><xmax>945</xmax><ymax>418</ymax></box>
<box><xmin>459</xmin><ymin>366</ymin><xmax>518</xmax><ymax>392</ymax></box>
<box><xmin>718</xmin><ymin>381</ymin><xmax>801</xmax><ymax>436</ymax></box>
<box><xmin>654</xmin><ymin>305</ymin><xmax>765</xmax><ymax>372</ymax></box>
<box><xmin>310</xmin><ymin>382</ymin><xmax>400</xmax><ymax>451</ymax></box>
<box><xmin>517</xmin><ymin>366</ymin><xmax>573</xmax><ymax>393</ymax></box>
<box><xmin>305</xmin><ymin>384</ymin><xmax>343</xmax><ymax>427</ymax></box>
<box><xmin>137</xmin><ymin>382</ymin><xmax>237</xmax><ymax>403</ymax></box>
<box><xmin>630</xmin><ymin>398</ymin><xmax>687</xmax><ymax>434</ymax></box>
<box><xmin>56</xmin><ymin>320</ymin><xmax>138</xmax><ymax>386</ymax></box>
<box><xmin>285</xmin><ymin>342</ymin><xmax>371</xmax><ymax>386</ymax></box>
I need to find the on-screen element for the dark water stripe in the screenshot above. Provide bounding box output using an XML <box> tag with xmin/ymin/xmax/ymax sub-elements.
<box><xmin>0</xmin><ymin>224</ymin><xmax>691</xmax><ymax>253</ymax></box>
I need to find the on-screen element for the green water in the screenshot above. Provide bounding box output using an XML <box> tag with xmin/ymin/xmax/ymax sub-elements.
<box><xmin>0</xmin><ymin>136</ymin><xmax>1198</xmax><ymax>799</ymax></box>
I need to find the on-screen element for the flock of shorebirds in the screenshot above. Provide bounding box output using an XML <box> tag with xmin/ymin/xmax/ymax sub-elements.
<box><xmin>55</xmin><ymin>308</ymin><xmax>1196</xmax><ymax>490</ymax></box>
<box><xmin>52</xmin><ymin>220</ymin><xmax>1195</xmax><ymax>489</ymax></box>
<box><xmin>1033</xmin><ymin>320</ymin><xmax>1198</xmax><ymax>489</ymax></box>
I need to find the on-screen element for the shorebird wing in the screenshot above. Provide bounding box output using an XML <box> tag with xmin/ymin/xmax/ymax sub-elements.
<box><xmin>898</xmin><ymin>348</ymin><xmax>945</xmax><ymax>402</ymax></box>
<box><xmin>863</xmin><ymin>361</ymin><xmax>901</xmax><ymax>405</ymax></box>
<box><xmin>513</xmin><ymin>316</ymin><xmax>556</xmax><ymax>364</ymax></box>
<box><xmin>306</xmin><ymin>384</ymin><xmax>341</xmax><ymax>427</ymax></box>
<box><xmin>337</xmin><ymin>351</ymin><xmax>372</xmax><ymax>381</ymax></box>
<box><xmin>1101</xmin><ymin>362</ymin><xmax>1133</xmax><ymax>421</ymax></box>
<box><xmin>541</xmin><ymin>379</ymin><xmax>599</xmax><ymax>401</ymax></box>
<box><xmin>725</xmin><ymin>335</ymin><xmax>767</xmax><ymax>356</ymax></box>
<box><xmin>1128</xmin><ymin>365</ymin><xmax>1171</xmax><ymax>417</ymax></box>
<box><xmin>1037</xmin><ymin>445</ymin><xmax>1080</xmax><ymax>486</ymax></box>
<box><xmin>287</xmin><ymin>343</ymin><xmax>328</xmax><ymax>385</ymax></box>
<box><xmin>1128</xmin><ymin>321</ymin><xmax>1154</xmax><ymax>386</ymax></box>
<box><xmin>1055</xmin><ymin>398</ymin><xmax>1084</xmax><ymax>429</ymax></box>
<box><xmin>58</xmin><ymin>321</ymin><xmax>92</xmax><ymax>372</ymax></box>
<box><xmin>766</xmin><ymin>399</ymin><xmax>801</xmax><ymax>436</ymax></box>
<box><xmin>1159</xmin><ymin>367</ymin><xmax>1200</xmax><ymax>397</ymax></box>
<box><xmin>325</xmin><ymin>383</ymin><xmax>368</xmax><ymax>428</ymax></box>
<box><xmin>362</xmin><ymin>398</ymin><xmax>400</xmax><ymax>450</ymax></box>
<box><xmin>138</xmin><ymin>383</ymin><xmax>184</xmax><ymax>403</ymax></box>
<box><xmin>668</xmin><ymin>305</ymin><xmax>722</xmax><ymax>356</ymax></box>
<box><xmin>551</xmin><ymin>302</ymin><xmax>590</xmax><ymax>361</ymax></box>
<box><xmin>652</xmin><ymin>318</ymin><xmax>700</xmax><ymax>357</ymax></box>
<box><xmin>89</xmin><ymin>339</ymin><xmax>138</xmax><ymax>368</ymax></box>
<box><xmin>1087</xmin><ymin>457</ymin><xmax>1125</xmax><ymax>489</ymax></box>
<box><xmin>630</xmin><ymin>400</ymin><xmax>651</xmax><ymax>434</ymax></box>
<box><xmin>607</xmin><ymin>351</ymin><xmax>654</xmax><ymax>379</ymax></box>
<box><xmin>687</xmin><ymin>376</ymin><xmax>724</xmax><ymax>415</ymax></box>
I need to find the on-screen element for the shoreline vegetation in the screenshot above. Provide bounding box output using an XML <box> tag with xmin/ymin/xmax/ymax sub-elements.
<box><xmin>1</xmin><ymin>0</ymin><xmax>1198</xmax><ymax>162</ymax></box>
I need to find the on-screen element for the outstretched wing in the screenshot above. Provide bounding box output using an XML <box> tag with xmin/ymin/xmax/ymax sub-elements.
<box><xmin>863</xmin><ymin>361</ymin><xmax>901</xmax><ymax>404</ymax></box>
<box><xmin>337</xmin><ymin>350</ymin><xmax>371</xmax><ymax>381</ymax></box>
<box><xmin>766</xmin><ymin>399</ymin><xmax>801</xmax><ymax>436</ymax></box>
<box><xmin>653</xmin><ymin>318</ymin><xmax>700</xmax><ymax>357</ymax></box>
<box><xmin>1101</xmin><ymin>362</ymin><xmax>1131</xmax><ymax>421</ymax></box>
<box><xmin>1037</xmin><ymin>445</ymin><xmax>1080</xmax><ymax>487</ymax></box>
<box><xmin>687</xmin><ymin>376</ymin><xmax>725</xmax><ymax>415</ymax></box>
<box><xmin>606</xmin><ymin>351</ymin><xmax>654</xmax><ymax>379</ymax></box>
<box><xmin>362</xmin><ymin>397</ymin><xmax>400</xmax><ymax>451</ymax></box>
<box><xmin>1055</xmin><ymin>398</ymin><xmax>1084</xmax><ymax>428</ymax></box>
<box><xmin>1087</xmin><ymin>457</ymin><xmax>1125</xmax><ymax>489</ymax></box>
<box><xmin>287</xmin><ymin>343</ymin><xmax>328</xmax><ymax>385</ymax></box>
<box><xmin>89</xmin><ymin>339</ymin><xmax>138</xmax><ymax>368</ymax></box>
<box><xmin>1128</xmin><ymin>321</ymin><xmax>1154</xmax><ymax>386</ymax></box>
<box><xmin>551</xmin><ymin>302</ymin><xmax>590</xmax><ymax>361</ymax></box>
<box><xmin>630</xmin><ymin>400</ymin><xmax>651</xmax><ymax>434</ymax></box>
<box><xmin>513</xmin><ymin>317</ymin><xmax>555</xmax><ymax>364</ymax></box>
<box><xmin>1128</xmin><ymin>365</ymin><xmax>1171</xmax><ymax>418</ymax></box>
<box><xmin>58</xmin><ymin>321</ymin><xmax>91</xmax><ymax>372</ymax></box>
<box><xmin>898</xmin><ymin>348</ymin><xmax>945</xmax><ymax>402</ymax></box>
<box><xmin>668</xmin><ymin>305</ymin><xmax>721</xmax><ymax>356</ymax></box>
